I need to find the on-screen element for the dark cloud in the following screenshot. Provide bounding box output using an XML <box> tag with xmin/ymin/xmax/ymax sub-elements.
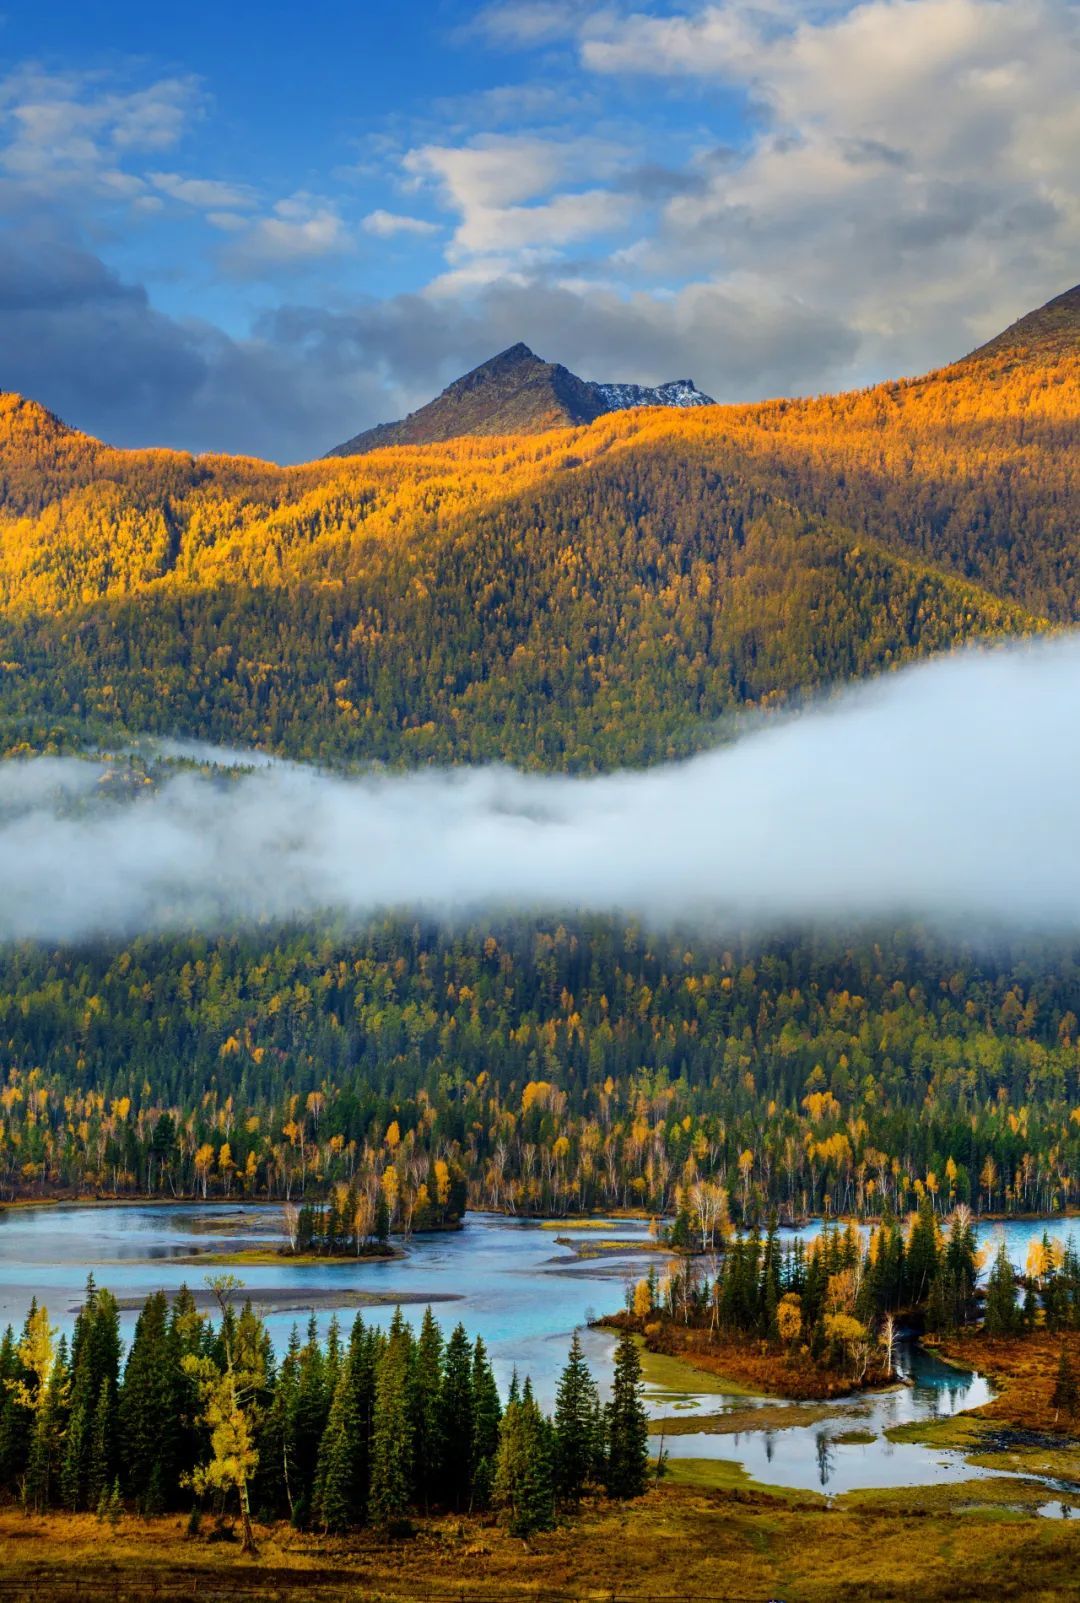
<box><xmin>0</xmin><ymin>226</ymin><xmax>858</xmax><ymax>461</ymax></box>
<box><xmin>0</xmin><ymin>230</ymin><xmax>389</xmax><ymax>460</ymax></box>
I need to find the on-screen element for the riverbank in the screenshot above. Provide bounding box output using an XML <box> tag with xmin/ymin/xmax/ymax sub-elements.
<box><xmin>600</xmin><ymin>1313</ymin><xmax>891</xmax><ymax>1401</ymax></box>
<box><xmin>1</xmin><ymin>1481</ymin><xmax>1078</xmax><ymax>1603</ymax></box>
<box><xmin>107</xmin><ymin>1285</ymin><xmax>462</xmax><ymax>1315</ymax></box>
<box><xmin>886</xmin><ymin>1331</ymin><xmax>1080</xmax><ymax>1488</ymax></box>
<box><xmin>173</xmin><ymin>1244</ymin><xmax>406</xmax><ymax>1267</ymax></box>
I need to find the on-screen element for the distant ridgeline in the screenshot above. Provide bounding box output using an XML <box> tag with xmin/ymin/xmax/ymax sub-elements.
<box><xmin>0</xmin><ymin>289</ymin><xmax>1075</xmax><ymax>1212</ymax></box>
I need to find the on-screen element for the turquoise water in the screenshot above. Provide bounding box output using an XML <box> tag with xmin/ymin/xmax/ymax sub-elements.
<box><xmin>0</xmin><ymin>1203</ymin><xmax>1076</xmax><ymax>1500</ymax></box>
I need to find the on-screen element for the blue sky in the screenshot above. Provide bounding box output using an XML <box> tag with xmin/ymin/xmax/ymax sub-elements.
<box><xmin>0</xmin><ymin>0</ymin><xmax>1074</xmax><ymax>459</ymax></box>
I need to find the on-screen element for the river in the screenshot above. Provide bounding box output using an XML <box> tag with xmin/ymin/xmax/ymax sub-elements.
<box><xmin>0</xmin><ymin>1202</ymin><xmax>1075</xmax><ymax>1502</ymax></box>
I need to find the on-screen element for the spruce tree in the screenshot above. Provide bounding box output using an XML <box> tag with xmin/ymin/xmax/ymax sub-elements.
<box><xmin>0</xmin><ymin>1326</ymin><xmax>28</xmax><ymax>1491</ymax></box>
<box><xmin>60</xmin><ymin>1390</ymin><xmax>89</xmax><ymax>1512</ymax></box>
<box><xmin>553</xmin><ymin>1331</ymin><xmax>600</xmax><ymax>1505</ymax></box>
<box><xmin>369</xmin><ymin>1312</ymin><xmax>413</xmax><ymax>1527</ymax></box>
<box><xmin>254</xmin><ymin>1323</ymin><xmax>300</xmax><ymax>1522</ymax></box>
<box><xmin>1052</xmin><ymin>1347</ymin><xmax>1079</xmax><ymax>1420</ymax></box>
<box><xmin>904</xmin><ymin>1194</ymin><xmax>940</xmax><ymax>1306</ymax></box>
<box><xmin>119</xmin><ymin>1290</ymin><xmax>178</xmax><ymax>1512</ymax></box>
<box><xmin>470</xmin><ymin>1336</ymin><xmax>502</xmax><ymax>1511</ymax></box>
<box><xmin>494</xmin><ymin>1378</ymin><xmax>554</xmax><ymax>1538</ymax></box>
<box><xmin>290</xmin><ymin>1315</ymin><xmax>328</xmax><ymax>1527</ymax></box>
<box><xmin>438</xmin><ymin>1323</ymin><xmax>474</xmax><ymax>1510</ymax></box>
<box><xmin>924</xmin><ymin>1272</ymin><xmax>948</xmax><ymax>1337</ymax></box>
<box><xmin>61</xmin><ymin>1279</ymin><xmax>121</xmax><ymax>1511</ymax></box>
<box><xmin>314</xmin><ymin>1354</ymin><xmax>361</xmax><ymax>1533</ymax></box>
<box><xmin>411</xmin><ymin>1307</ymin><xmax>444</xmax><ymax>1513</ymax></box>
<box><xmin>605</xmin><ymin>1328</ymin><xmax>649</xmax><ymax>1499</ymax></box>
<box><xmin>984</xmin><ymin>1242</ymin><xmax>1020</xmax><ymax>1336</ymax></box>
<box><xmin>87</xmin><ymin>1375</ymin><xmax>113</xmax><ymax>1512</ymax></box>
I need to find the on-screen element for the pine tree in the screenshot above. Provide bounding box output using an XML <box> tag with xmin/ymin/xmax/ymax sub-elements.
<box><xmin>369</xmin><ymin>1311</ymin><xmax>413</xmax><ymax>1527</ymax></box>
<box><xmin>605</xmin><ymin>1328</ymin><xmax>649</xmax><ymax>1499</ymax></box>
<box><xmin>410</xmin><ymin>1307</ymin><xmax>444</xmax><ymax>1513</ymax></box>
<box><xmin>1052</xmin><ymin>1348</ymin><xmax>1079</xmax><ymax>1421</ymax></box>
<box><xmin>494</xmin><ymin>1378</ymin><xmax>554</xmax><ymax>1538</ymax></box>
<box><xmin>553</xmin><ymin>1331</ymin><xmax>599</xmax><ymax>1505</ymax></box>
<box><xmin>470</xmin><ymin>1336</ymin><xmax>502</xmax><ymax>1511</ymax></box>
<box><xmin>314</xmin><ymin>1354</ymin><xmax>361</xmax><ymax>1533</ymax></box>
<box><xmin>438</xmin><ymin>1323</ymin><xmax>473</xmax><ymax>1510</ymax></box>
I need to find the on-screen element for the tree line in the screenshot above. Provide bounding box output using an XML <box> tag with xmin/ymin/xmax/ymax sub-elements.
<box><xmin>0</xmin><ymin>1277</ymin><xmax>649</xmax><ymax>1550</ymax></box>
<box><xmin>633</xmin><ymin>1201</ymin><xmax>1080</xmax><ymax>1391</ymax></box>
<box><xmin>2</xmin><ymin>919</ymin><xmax>1080</xmax><ymax>1223</ymax></box>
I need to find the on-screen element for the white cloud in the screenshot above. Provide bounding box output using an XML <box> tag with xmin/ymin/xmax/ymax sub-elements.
<box><xmin>0</xmin><ymin>68</ymin><xmax>200</xmax><ymax>198</ymax></box>
<box><xmin>574</xmin><ymin>0</ymin><xmax>1079</xmax><ymax>373</ymax></box>
<box><xmin>149</xmin><ymin>172</ymin><xmax>256</xmax><ymax>211</ymax></box>
<box><xmin>221</xmin><ymin>193</ymin><xmax>349</xmax><ymax>275</ymax></box>
<box><xmin>362</xmin><ymin>208</ymin><xmax>439</xmax><ymax>238</ymax></box>
<box><xmin>8</xmin><ymin>638</ymin><xmax>1080</xmax><ymax>941</ymax></box>
<box><xmin>405</xmin><ymin>134</ymin><xmax>575</xmax><ymax>210</ymax></box>
<box><xmin>403</xmin><ymin>132</ymin><xmax>635</xmax><ymax>265</ymax></box>
<box><xmin>471</xmin><ymin>1</ymin><xmax>587</xmax><ymax>46</ymax></box>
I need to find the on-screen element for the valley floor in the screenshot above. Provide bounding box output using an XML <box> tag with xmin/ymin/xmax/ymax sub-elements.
<box><xmin>1</xmin><ymin>1483</ymin><xmax>1078</xmax><ymax>1603</ymax></box>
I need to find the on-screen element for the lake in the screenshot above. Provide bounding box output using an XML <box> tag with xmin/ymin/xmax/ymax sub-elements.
<box><xmin>0</xmin><ymin>1202</ymin><xmax>1075</xmax><ymax>1501</ymax></box>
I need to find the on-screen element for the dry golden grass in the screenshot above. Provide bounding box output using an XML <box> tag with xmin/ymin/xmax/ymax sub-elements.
<box><xmin>1</xmin><ymin>1484</ymin><xmax>1079</xmax><ymax>1603</ymax></box>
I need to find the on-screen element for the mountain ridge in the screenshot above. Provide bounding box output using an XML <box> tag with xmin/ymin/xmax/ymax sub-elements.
<box><xmin>962</xmin><ymin>283</ymin><xmax>1080</xmax><ymax>366</ymax></box>
<box><xmin>325</xmin><ymin>342</ymin><xmax>714</xmax><ymax>457</ymax></box>
<box><xmin>0</xmin><ymin>283</ymin><xmax>1072</xmax><ymax>768</ymax></box>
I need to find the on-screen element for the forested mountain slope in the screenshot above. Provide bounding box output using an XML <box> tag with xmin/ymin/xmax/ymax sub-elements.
<box><xmin>0</xmin><ymin>291</ymin><xmax>1076</xmax><ymax>1212</ymax></box>
<box><xmin>0</xmin><ymin>284</ymin><xmax>1074</xmax><ymax>767</ymax></box>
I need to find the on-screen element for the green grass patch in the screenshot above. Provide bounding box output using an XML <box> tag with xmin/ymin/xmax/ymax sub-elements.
<box><xmin>539</xmin><ymin>1219</ymin><xmax>615</xmax><ymax>1230</ymax></box>
<box><xmin>885</xmin><ymin>1416</ymin><xmax>983</xmax><ymax>1450</ymax></box>
<box><xmin>650</xmin><ymin>1401</ymin><xmax>848</xmax><ymax>1436</ymax></box>
<box><xmin>175</xmin><ymin>1246</ymin><xmax>401</xmax><ymax>1267</ymax></box>
<box><xmin>638</xmin><ymin>1342</ymin><xmax>768</xmax><ymax>1400</ymax></box>
<box><xmin>661</xmin><ymin>1456</ymin><xmax>824</xmax><ymax>1506</ymax></box>
<box><xmin>837</xmin><ymin>1475</ymin><xmax>1076</xmax><ymax>1516</ymax></box>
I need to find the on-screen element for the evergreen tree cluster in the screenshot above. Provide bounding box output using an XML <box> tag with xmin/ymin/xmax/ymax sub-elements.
<box><xmin>635</xmin><ymin>1202</ymin><xmax>988</xmax><ymax>1376</ymax></box>
<box><xmin>643</xmin><ymin>1202</ymin><xmax>1080</xmax><ymax>1368</ymax></box>
<box><xmin>0</xmin><ymin>1282</ymin><xmax>649</xmax><ymax>1538</ymax></box>
<box><xmin>4</xmin><ymin>919</ymin><xmax>1080</xmax><ymax>1227</ymax></box>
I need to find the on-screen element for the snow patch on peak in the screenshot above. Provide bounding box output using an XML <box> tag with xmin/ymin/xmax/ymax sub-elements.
<box><xmin>594</xmin><ymin>378</ymin><xmax>715</xmax><ymax>411</ymax></box>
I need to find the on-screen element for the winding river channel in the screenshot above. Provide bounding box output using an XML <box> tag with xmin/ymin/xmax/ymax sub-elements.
<box><xmin>0</xmin><ymin>1203</ymin><xmax>1076</xmax><ymax>1504</ymax></box>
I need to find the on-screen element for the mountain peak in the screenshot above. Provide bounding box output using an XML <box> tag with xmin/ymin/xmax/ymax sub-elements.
<box><xmin>327</xmin><ymin>346</ymin><xmax>715</xmax><ymax>456</ymax></box>
<box><xmin>962</xmin><ymin>283</ymin><xmax>1080</xmax><ymax>367</ymax></box>
<box><xmin>489</xmin><ymin>341</ymin><xmax>539</xmax><ymax>364</ymax></box>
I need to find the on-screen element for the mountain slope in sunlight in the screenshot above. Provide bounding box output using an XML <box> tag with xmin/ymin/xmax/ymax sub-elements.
<box><xmin>0</xmin><ymin>284</ymin><xmax>1072</xmax><ymax>768</ymax></box>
